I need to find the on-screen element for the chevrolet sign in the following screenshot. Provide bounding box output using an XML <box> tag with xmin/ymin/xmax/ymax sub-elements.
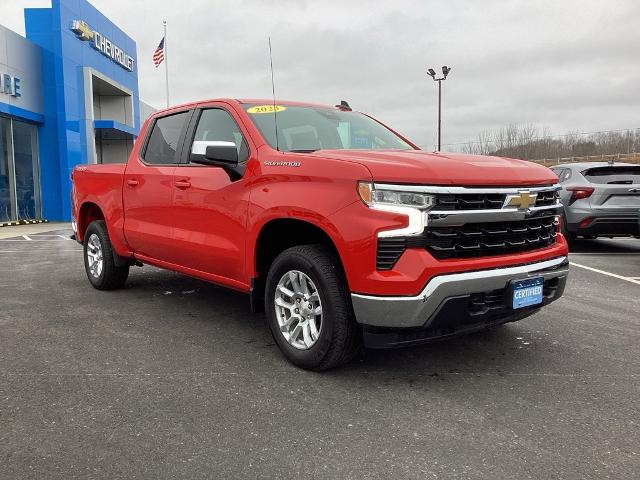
<box><xmin>71</xmin><ymin>20</ymin><xmax>134</xmax><ymax>71</ymax></box>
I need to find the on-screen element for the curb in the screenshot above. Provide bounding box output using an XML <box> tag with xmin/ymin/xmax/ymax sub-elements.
<box><xmin>0</xmin><ymin>219</ymin><xmax>49</xmax><ymax>228</ymax></box>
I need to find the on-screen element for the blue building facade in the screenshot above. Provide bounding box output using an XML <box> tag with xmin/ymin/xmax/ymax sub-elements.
<box><xmin>0</xmin><ymin>0</ymin><xmax>145</xmax><ymax>223</ymax></box>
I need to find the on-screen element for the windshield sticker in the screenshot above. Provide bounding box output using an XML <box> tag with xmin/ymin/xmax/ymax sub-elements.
<box><xmin>247</xmin><ymin>105</ymin><xmax>287</xmax><ymax>114</ymax></box>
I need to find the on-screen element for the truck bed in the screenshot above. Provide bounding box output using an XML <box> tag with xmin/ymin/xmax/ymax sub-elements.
<box><xmin>72</xmin><ymin>163</ymin><xmax>127</xmax><ymax>248</ymax></box>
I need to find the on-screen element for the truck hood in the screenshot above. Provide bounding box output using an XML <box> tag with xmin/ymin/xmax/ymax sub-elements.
<box><xmin>313</xmin><ymin>149</ymin><xmax>557</xmax><ymax>186</ymax></box>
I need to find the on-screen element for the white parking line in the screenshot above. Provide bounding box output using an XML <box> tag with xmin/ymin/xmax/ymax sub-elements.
<box><xmin>22</xmin><ymin>235</ymin><xmax>32</xmax><ymax>241</ymax></box>
<box><xmin>26</xmin><ymin>234</ymin><xmax>72</xmax><ymax>239</ymax></box>
<box><xmin>0</xmin><ymin>250</ymin><xmax>82</xmax><ymax>253</ymax></box>
<box><xmin>570</xmin><ymin>262</ymin><xmax>640</xmax><ymax>285</ymax></box>
<box><xmin>0</xmin><ymin>238</ymin><xmax>72</xmax><ymax>242</ymax></box>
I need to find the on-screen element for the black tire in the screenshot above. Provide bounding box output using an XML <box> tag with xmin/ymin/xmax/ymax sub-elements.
<box><xmin>264</xmin><ymin>244</ymin><xmax>360</xmax><ymax>371</ymax></box>
<box><xmin>83</xmin><ymin>220</ymin><xmax>129</xmax><ymax>290</ymax></box>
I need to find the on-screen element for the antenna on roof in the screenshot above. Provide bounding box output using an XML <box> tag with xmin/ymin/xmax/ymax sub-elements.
<box><xmin>268</xmin><ymin>36</ymin><xmax>280</xmax><ymax>151</ymax></box>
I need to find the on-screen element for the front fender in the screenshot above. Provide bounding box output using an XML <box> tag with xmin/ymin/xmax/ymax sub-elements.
<box><xmin>245</xmin><ymin>204</ymin><xmax>351</xmax><ymax>279</ymax></box>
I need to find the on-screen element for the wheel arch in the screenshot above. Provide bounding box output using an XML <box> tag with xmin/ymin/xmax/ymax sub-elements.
<box><xmin>78</xmin><ymin>201</ymin><xmax>131</xmax><ymax>267</ymax></box>
<box><xmin>77</xmin><ymin>202</ymin><xmax>105</xmax><ymax>243</ymax></box>
<box><xmin>249</xmin><ymin>217</ymin><xmax>346</xmax><ymax>312</ymax></box>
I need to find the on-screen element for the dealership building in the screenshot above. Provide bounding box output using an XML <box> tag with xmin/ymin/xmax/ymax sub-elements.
<box><xmin>0</xmin><ymin>0</ymin><xmax>153</xmax><ymax>224</ymax></box>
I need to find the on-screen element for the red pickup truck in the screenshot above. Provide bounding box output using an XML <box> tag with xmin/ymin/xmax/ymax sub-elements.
<box><xmin>71</xmin><ymin>99</ymin><xmax>569</xmax><ymax>370</ymax></box>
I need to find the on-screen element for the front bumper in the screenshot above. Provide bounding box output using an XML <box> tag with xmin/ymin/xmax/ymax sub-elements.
<box><xmin>351</xmin><ymin>255</ymin><xmax>568</xmax><ymax>332</ymax></box>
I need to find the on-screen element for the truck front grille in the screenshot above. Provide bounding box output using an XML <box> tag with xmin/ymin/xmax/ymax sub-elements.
<box><xmin>435</xmin><ymin>193</ymin><xmax>505</xmax><ymax>211</ymax></box>
<box><xmin>433</xmin><ymin>190</ymin><xmax>559</xmax><ymax>211</ymax></box>
<box><xmin>534</xmin><ymin>190</ymin><xmax>559</xmax><ymax>207</ymax></box>
<box><xmin>374</xmin><ymin>185</ymin><xmax>561</xmax><ymax>269</ymax></box>
<box><xmin>418</xmin><ymin>213</ymin><xmax>558</xmax><ymax>259</ymax></box>
<box><xmin>376</xmin><ymin>213</ymin><xmax>559</xmax><ymax>268</ymax></box>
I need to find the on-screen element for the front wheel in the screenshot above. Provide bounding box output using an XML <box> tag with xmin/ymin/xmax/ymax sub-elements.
<box><xmin>83</xmin><ymin>220</ymin><xmax>129</xmax><ymax>290</ymax></box>
<box><xmin>264</xmin><ymin>245</ymin><xmax>360</xmax><ymax>371</ymax></box>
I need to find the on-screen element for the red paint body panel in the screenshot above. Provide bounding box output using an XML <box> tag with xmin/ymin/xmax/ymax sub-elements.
<box><xmin>71</xmin><ymin>98</ymin><xmax>568</xmax><ymax>298</ymax></box>
<box><xmin>171</xmin><ymin>164</ymin><xmax>251</xmax><ymax>283</ymax></box>
<box><xmin>122</xmin><ymin>158</ymin><xmax>176</xmax><ymax>262</ymax></box>
<box><xmin>325</xmin><ymin>200</ymin><xmax>568</xmax><ymax>296</ymax></box>
<box><xmin>306</xmin><ymin>149</ymin><xmax>559</xmax><ymax>186</ymax></box>
<box><xmin>72</xmin><ymin>163</ymin><xmax>130</xmax><ymax>256</ymax></box>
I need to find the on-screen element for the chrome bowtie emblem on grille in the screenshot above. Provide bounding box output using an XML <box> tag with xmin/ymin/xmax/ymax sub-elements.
<box><xmin>504</xmin><ymin>191</ymin><xmax>537</xmax><ymax>210</ymax></box>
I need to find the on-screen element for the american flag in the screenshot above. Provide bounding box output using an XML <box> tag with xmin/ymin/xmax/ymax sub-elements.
<box><xmin>153</xmin><ymin>37</ymin><xmax>165</xmax><ymax>67</ymax></box>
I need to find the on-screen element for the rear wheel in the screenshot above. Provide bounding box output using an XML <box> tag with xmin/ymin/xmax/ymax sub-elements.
<box><xmin>83</xmin><ymin>220</ymin><xmax>129</xmax><ymax>290</ymax></box>
<box><xmin>265</xmin><ymin>244</ymin><xmax>360</xmax><ymax>371</ymax></box>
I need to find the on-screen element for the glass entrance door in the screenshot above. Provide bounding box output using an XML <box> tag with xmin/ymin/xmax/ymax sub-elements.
<box><xmin>0</xmin><ymin>118</ymin><xmax>14</xmax><ymax>222</ymax></box>
<box><xmin>12</xmin><ymin>120</ymin><xmax>40</xmax><ymax>220</ymax></box>
<box><xmin>0</xmin><ymin>116</ymin><xmax>41</xmax><ymax>222</ymax></box>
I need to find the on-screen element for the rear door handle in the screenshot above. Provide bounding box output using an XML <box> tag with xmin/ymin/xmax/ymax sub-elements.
<box><xmin>126</xmin><ymin>179</ymin><xmax>139</xmax><ymax>187</ymax></box>
<box><xmin>175</xmin><ymin>180</ymin><xmax>191</xmax><ymax>189</ymax></box>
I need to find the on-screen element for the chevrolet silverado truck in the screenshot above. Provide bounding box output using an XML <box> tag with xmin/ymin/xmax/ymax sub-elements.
<box><xmin>71</xmin><ymin>99</ymin><xmax>569</xmax><ymax>370</ymax></box>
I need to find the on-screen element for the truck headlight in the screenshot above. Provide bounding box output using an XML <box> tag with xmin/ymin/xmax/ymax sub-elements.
<box><xmin>357</xmin><ymin>182</ymin><xmax>433</xmax><ymax>237</ymax></box>
<box><xmin>357</xmin><ymin>182</ymin><xmax>435</xmax><ymax>210</ymax></box>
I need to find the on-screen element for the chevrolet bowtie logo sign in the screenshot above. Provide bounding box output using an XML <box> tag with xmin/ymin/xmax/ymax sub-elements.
<box><xmin>70</xmin><ymin>20</ymin><xmax>134</xmax><ymax>71</ymax></box>
<box><xmin>505</xmin><ymin>191</ymin><xmax>538</xmax><ymax>210</ymax></box>
<box><xmin>70</xmin><ymin>20</ymin><xmax>94</xmax><ymax>41</ymax></box>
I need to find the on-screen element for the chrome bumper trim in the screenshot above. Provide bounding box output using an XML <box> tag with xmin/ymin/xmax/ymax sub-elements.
<box><xmin>427</xmin><ymin>203</ymin><xmax>560</xmax><ymax>226</ymax></box>
<box><xmin>373</xmin><ymin>184</ymin><xmax>561</xmax><ymax>195</ymax></box>
<box><xmin>351</xmin><ymin>256</ymin><xmax>569</xmax><ymax>328</ymax></box>
<box><xmin>372</xmin><ymin>183</ymin><xmax>561</xmax><ymax>226</ymax></box>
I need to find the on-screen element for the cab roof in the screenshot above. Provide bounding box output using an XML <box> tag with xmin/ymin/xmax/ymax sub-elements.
<box><xmin>152</xmin><ymin>98</ymin><xmax>344</xmax><ymax>116</ymax></box>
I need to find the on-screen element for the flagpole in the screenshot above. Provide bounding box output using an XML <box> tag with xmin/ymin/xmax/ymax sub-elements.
<box><xmin>163</xmin><ymin>20</ymin><xmax>170</xmax><ymax>107</ymax></box>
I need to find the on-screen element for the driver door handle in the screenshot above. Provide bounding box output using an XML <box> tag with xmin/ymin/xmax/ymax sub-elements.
<box><xmin>126</xmin><ymin>179</ymin><xmax>139</xmax><ymax>187</ymax></box>
<box><xmin>175</xmin><ymin>180</ymin><xmax>191</xmax><ymax>189</ymax></box>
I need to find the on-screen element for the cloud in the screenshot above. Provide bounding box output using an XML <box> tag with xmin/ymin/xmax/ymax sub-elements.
<box><xmin>3</xmin><ymin>0</ymin><xmax>639</xmax><ymax>149</ymax></box>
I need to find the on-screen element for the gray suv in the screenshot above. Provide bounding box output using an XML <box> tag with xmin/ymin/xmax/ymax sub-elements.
<box><xmin>550</xmin><ymin>162</ymin><xmax>640</xmax><ymax>247</ymax></box>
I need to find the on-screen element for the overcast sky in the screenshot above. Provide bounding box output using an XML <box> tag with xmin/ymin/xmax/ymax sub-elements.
<box><xmin>3</xmin><ymin>0</ymin><xmax>639</xmax><ymax>149</ymax></box>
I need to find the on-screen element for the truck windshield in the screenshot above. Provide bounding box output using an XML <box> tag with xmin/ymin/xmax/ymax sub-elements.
<box><xmin>243</xmin><ymin>104</ymin><xmax>415</xmax><ymax>152</ymax></box>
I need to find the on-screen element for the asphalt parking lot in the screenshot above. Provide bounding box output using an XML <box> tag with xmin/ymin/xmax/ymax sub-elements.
<box><xmin>1</xmin><ymin>228</ymin><xmax>638</xmax><ymax>479</ymax></box>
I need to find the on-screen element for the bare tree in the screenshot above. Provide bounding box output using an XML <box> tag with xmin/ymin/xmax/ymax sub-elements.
<box><xmin>456</xmin><ymin>125</ymin><xmax>639</xmax><ymax>160</ymax></box>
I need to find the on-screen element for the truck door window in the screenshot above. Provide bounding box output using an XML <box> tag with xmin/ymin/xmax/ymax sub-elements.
<box><xmin>191</xmin><ymin>109</ymin><xmax>249</xmax><ymax>163</ymax></box>
<box><xmin>143</xmin><ymin>111</ymin><xmax>190</xmax><ymax>165</ymax></box>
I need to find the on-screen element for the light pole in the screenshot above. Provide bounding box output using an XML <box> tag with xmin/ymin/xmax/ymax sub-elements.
<box><xmin>427</xmin><ymin>66</ymin><xmax>451</xmax><ymax>151</ymax></box>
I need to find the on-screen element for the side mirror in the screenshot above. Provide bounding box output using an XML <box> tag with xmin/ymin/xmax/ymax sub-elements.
<box><xmin>190</xmin><ymin>141</ymin><xmax>238</xmax><ymax>166</ymax></box>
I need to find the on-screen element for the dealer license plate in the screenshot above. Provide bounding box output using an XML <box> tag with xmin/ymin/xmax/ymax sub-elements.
<box><xmin>511</xmin><ymin>276</ymin><xmax>544</xmax><ymax>309</ymax></box>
